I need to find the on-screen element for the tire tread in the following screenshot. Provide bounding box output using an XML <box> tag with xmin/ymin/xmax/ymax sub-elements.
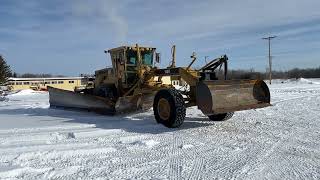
<box><xmin>153</xmin><ymin>88</ymin><xmax>186</xmax><ymax>128</ymax></box>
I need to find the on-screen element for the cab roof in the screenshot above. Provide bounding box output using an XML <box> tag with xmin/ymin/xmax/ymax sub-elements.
<box><xmin>105</xmin><ymin>45</ymin><xmax>156</xmax><ymax>53</ymax></box>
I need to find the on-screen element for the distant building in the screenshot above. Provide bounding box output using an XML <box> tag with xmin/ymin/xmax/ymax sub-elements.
<box><xmin>7</xmin><ymin>77</ymin><xmax>91</xmax><ymax>91</ymax></box>
<box><xmin>7</xmin><ymin>75</ymin><xmax>183</xmax><ymax>92</ymax></box>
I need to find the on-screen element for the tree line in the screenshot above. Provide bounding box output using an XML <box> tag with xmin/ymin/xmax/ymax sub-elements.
<box><xmin>226</xmin><ymin>67</ymin><xmax>320</xmax><ymax>80</ymax></box>
<box><xmin>1</xmin><ymin>54</ymin><xmax>320</xmax><ymax>85</ymax></box>
<box><xmin>0</xmin><ymin>55</ymin><xmax>12</xmax><ymax>84</ymax></box>
<box><xmin>11</xmin><ymin>73</ymin><xmax>65</xmax><ymax>78</ymax></box>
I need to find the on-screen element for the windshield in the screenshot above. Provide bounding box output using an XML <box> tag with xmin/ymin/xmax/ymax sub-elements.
<box><xmin>126</xmin><ymin>50</ymin><xmax>153</xmax><ymax>66</ymax></box>
<box><xmin>142</xmin><ymin>51</ymin><xmax>153</xmax><ymax>65</ymax></box>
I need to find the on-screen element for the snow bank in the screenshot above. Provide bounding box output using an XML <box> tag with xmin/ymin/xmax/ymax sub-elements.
<box><xmin>297</xmin><ymin>78</ymin><xmax>320</xmax><ymax>84</ymax></box>
<box><xmin>271</xmin><ymin>78</ymin><xmax>320</xmax><ymax>85</ymax></box>
<box><xmin>3</xmin><ymin>89</ymin><xmax>49</xmax><ymax>110</ymax></box>
<box><xmin>8</xmin><ymin>89</ymin><xmax>41</xmax><ymax>97</ymax></box>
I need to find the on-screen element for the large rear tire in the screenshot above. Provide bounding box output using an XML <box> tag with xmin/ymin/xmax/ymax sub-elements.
<box><xmin>208</xmin><ymin>112</ymin><xmax>234</xmax><ymax>121</ymax></box>
<box><xmin>153</xmin><ymin>89</ymin><xmax>186</xmax><ymax>128</ymax></box>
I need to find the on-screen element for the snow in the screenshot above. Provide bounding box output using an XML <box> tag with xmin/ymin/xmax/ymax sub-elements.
<box><xmin>127</xmin><ymin>139</ymin><xmax>160</xmax><ymax>148</ymax></box>
<box><xmin>7</xmin><ymin>89</ymin><xmax>40</xmax><ymax>97</ymax></box>
<box><xmin>298</xmin><ymin>78</ymin><xmax>320</xmax><ymax>85</ymax></box>
<box><xmin>1</xmin><ymin>79</ymin><xmax>320</xmax><ymax>179</ymax></box>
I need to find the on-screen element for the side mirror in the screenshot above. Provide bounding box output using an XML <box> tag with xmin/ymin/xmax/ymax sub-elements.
<box><xmin>155</xmin><ymin>53</ymin><xmax>161</xmax><ymax>63</ymax></box>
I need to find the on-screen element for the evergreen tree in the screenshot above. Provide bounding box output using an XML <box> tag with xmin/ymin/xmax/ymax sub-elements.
<box><xmin>0</xmin><ymin>55</ymin><xmax>12</xmax><ymax>84</ymax></box>
<box><xmin>13</xmin><ymin>72</ymin><xmax>18</xmax><ymax>78</ymax></box>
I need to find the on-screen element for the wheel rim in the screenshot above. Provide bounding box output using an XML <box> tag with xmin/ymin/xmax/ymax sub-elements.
<box><xmin>158</xmin><ymin>98</ymin><xmax>170</xmax><ymax>120</ymax></box>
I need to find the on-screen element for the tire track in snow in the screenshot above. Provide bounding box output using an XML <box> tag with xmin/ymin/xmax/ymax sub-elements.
<box><xmin>187</xmin><ymin>158</ymin><xmax>204</xmax><ymax>180</ymax></box>
<box><xmin>169</xmin><ymin>158</ymin><xmax>182</xmax><ymax>180</ymax></box>
<box><xmin>235</xmin><ymin>95</ymin><xmax>320</xmax><ymax>179</ymax></box>
<box><xmin>168</xmin><ymin>135</ymin><xmax>183</xmax><ymax>180</ymax></box>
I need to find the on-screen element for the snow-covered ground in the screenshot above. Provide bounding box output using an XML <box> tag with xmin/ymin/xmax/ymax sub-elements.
<box><xmin>0</xmin><ymin>79</ymin><xmax>320</xmax><ymax>179</ymax></box>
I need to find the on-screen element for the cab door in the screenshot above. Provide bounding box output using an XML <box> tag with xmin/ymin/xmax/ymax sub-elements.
<box><xmin>110</xmin><ymin>50</ymin><xmax>126</xmax><ymax>88</ymax></box>
<box><xmin>125</xmin><ymin>49</ymin><xmax>139</xmax><ymax>87</ymax></box>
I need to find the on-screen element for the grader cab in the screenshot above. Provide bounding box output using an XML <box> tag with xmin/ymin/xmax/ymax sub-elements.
<box><xmin>48</xmin><ymin>44</ymin><xmax>270</xmax><ymax>128</ymax></box>
<box><xmin>94</xmin><ymin>46</ymin><xmax>157</xmax><ymax>97</ymax></box>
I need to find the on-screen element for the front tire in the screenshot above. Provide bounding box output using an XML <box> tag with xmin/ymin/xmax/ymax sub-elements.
<box><xmin>153</xmin><ymin>89</ymin><xmax>186</xmax><ymax>128</ymax></box>
<box><xmin>208</xmin><ymin>112</ymin><xmax>234</xmax><ymax>121</ymax></box>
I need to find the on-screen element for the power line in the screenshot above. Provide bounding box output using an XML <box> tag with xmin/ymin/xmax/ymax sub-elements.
<box><xmin>262</xmin><ymin>35</ymin><xmax>277</xmax><ymax>85</ymax></box>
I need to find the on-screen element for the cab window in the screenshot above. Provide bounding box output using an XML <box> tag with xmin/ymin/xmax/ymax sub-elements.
<box><xmin>126</xmin><ymin>50</ymin><xmax>137</xmax><ymax>65</ymax></box>
<box><xmin>142</xmin><ymin>53</ymin><xmax>153</xmax><ymax>66</ymax></box>
<box><xmin>126</xmin><ymin>50</ymin><xmax>153</xmax><ymax>66</ymax></box>
<box><xmin>129</xmin><ymin>57</ymin><xmax>136</xmax><ymax>65</ymax></box>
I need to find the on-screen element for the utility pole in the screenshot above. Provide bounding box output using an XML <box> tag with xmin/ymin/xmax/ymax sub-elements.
<box><xmin>262</xmin><ymin>36</ymin><xmax>277</xmax><ymax>85</ymax></box>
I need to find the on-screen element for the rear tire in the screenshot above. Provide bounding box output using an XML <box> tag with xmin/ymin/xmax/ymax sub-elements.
<box><xmin>153</xmin><ymin>89</ymin><xmax>186</xmax><ymax>128</ymax></box>
<box><xmin>208</xmin><ymin>112</ymin><xmax>234</xmax><ymax>121</ymax></box>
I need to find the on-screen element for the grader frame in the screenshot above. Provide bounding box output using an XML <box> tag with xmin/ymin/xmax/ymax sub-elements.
<box><xmin>48</xmin><ymin>44</ymin><xmax>271</xmax><ymax>128</ymax></box>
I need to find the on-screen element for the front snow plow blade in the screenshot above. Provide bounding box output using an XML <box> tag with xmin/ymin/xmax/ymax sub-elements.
<box><xmin>196</xmin><ymin>80</ymin><xmax>270</xmax><ymax>115</ymax></box>
<box><xmin>48</xmin><ymin>87</ymin><xmax>116</xmax><ymax>114</ymax></box>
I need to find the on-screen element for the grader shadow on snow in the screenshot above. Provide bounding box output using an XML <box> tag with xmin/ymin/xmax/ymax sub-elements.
<box><xmin>0</xmin><ymin>107</ymin><xmax>214</xmax><ymax>134</ymax></box>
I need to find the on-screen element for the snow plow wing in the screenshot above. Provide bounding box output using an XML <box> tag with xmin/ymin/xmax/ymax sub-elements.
<box><xmin>196</xmin><ymin>80</ymin><xmax>271</xmax><ymax>115</ymax></box>
<box><xmin>48</xmin><ymin>87</ymin><xmax>155</xmax><ymax>114</ymax></box>
<box><xmin>48</xmin><ymin>87</ymin><xmax>116</xmax><ymax>114</ymax></box>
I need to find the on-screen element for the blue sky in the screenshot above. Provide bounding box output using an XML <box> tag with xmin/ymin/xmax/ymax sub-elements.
<box><xmin>1</xmin><ymin>0</ymin><xmax>320</xmax><ymax>76</ymax></box>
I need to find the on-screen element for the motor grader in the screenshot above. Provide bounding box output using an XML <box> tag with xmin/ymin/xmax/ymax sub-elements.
<box><xmin>48</xmin><ymin>44</ymin><xmax>270</xmax><ymax>128</ymax></box>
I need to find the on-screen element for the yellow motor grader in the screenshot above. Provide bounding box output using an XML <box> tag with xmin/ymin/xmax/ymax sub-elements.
<box><xmin>48</xmin><ymin>44</ymin><xmax>270</xmax><ymax>128</ymax></box>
